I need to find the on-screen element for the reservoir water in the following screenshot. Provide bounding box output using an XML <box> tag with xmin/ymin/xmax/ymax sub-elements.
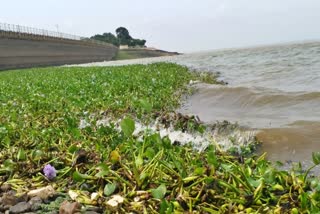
<box><xmin>78</xmin><ymin>41</ymin><xmax>320</xmax><ymax>168</ymax></box>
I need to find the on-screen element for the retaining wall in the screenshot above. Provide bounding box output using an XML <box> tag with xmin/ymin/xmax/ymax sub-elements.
<box><xmin>0</xmin><ymin>33</ymin><xmax>118</xmax><ymax>70</ymax></box>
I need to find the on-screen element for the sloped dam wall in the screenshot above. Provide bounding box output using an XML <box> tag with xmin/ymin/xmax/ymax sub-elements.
<box><xmin>0</xmin><ymin>33</ymin><xmax>118</xmax><ymax>70</ymax></box>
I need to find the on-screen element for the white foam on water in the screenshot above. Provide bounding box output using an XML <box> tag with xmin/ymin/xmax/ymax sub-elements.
<box><xmin>94</xmin><ymin>117</ymin><xmax>256</xmax><ymax>153</ymax></box>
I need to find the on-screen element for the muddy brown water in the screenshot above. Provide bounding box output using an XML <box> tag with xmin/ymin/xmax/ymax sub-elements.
<box><xmin>179</xmin><ymin>84</ymin><xmax>320</xmax><ymax>168</ymax></box>
<box><xmin>257</xmin><ymin>121</ymin><xmax>320</xmax><ymax>164</ymax></box>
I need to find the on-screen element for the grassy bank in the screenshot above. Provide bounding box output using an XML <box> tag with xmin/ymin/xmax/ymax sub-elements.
<box><xmin>113</xmin><ymin>49</ymin><xmax>179</xmax><ymax>60</ymax></box>
<box><xmin>0</xmin><ymin>63</ymin><xmax>320</xmax><ymax>213</ymax></box>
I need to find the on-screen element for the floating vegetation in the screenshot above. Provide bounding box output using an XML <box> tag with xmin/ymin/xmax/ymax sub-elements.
<box><xmin>0</xmin><ymin>63</ymin><xmax>320</xmax><ymax>213</ymax></box>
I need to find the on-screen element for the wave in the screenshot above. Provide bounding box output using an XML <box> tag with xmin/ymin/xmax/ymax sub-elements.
<box><xmin>181</xmin><ymin>84</ymin><xmax>320</xmax><ymax>129</ymax></box>
<box><xmin>194</xmin><ymin>84</ymin><xmax>320</xmax><ymax>109</ymax></box>
<box><xmin>176</xmin><ymin>42</ymin><xmax>320</xmax><ymax>170</ymax></box>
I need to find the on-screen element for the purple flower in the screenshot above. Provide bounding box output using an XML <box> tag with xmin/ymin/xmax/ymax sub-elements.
<box><xmin>43</xmin><ymin>164</ymin><xmax>56</xmax><ymax>180</ymax></box>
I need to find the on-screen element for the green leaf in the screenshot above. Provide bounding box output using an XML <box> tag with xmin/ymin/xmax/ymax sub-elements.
<box><xmin>139</xmin><ymin>99</ymin><xmax>152</xmax><ymax>113</ymax></box>
<box><xmin>247</xmin><ymin>178</ymin><xmax>261</xmax><ymax>188</ymax></box>
<box><xmin>150</xmin><ymin>133</ymin><xmax>162</xmax><ymax>145</ymax></box>
<box><xmin>312</xmin><ymin>152</ymin><xmax>320</xmax><ymax>165</ymax></box>
<box><xmin>96</xmin><ymin>163</ymin><xmax>109</xmax><ymax>177</ymax></box>
<box><xmin>0</xmin><ymin>127</ymin><xmax>8</xmax><ymax>134</ymax></box>
<box><xmin>159</xmin><ymin>199</ymin><xmax>168</xmax><ymax>214</ymax></box>
<box><xmin>194</xmin><ymin>167</ymin><xmax>206</xmax><ymax>175</ymax></box>
<box><xmin>31</xmin><ymin>150</ymin><xmax>43</xmax><ymax>161</ymax></box>
<box><xmin>17</xmin><ymin>149</ymin><xmax>26</xmax><ymax>161</ymax></box>
<box><xmin>120</xmin><ymin>117</ymin><xmax>135</xmax><ymax>137</ymax></box>
<box><xmin>162</xmin><ymin>137</ymin><xmax>172</xmax><ymax>150</ymax></box>
<box><xmin>3</xmin><ymin>159</ymin><xmax>15</xmax><ymax>171</ymax></box>
<box><xmin>68</xmin><ymin>145</ymin><xmax>78</xmax><ymax>154</ymax></box>
<box><xmin>104</xmin><ymin>183</ymin><xmax>117</xmax><ymax>196</ymax></box>
<box><xmin>300</xmin><ymin>192</ymin><xmax>308</xmax><ymax>210</ymax></box>
<box><xmin>135</xmin><ymin>155</ymin><xmax>143</xmax><ymax>168</ymax></box>
<box><xmin>2</xmin><ymin>136</ymin><xmax>11</xmax><ymax>148</ymax></box>
<box><xmin>144</xmin><ymin>147</ymin><xmax>155</xmax><ymax>159</ymax></box>
<box><xmin>207</xmin><ymin>148</ymin><xmax>217</xmax><ymax>167</ymax></box>
<box><xmin>202</xmin><ymin>207</ymin><xmax>220</xmax><ymax>214</ymax></box>
<box><xmin>151</xmin><ymin>184</ymin><xmax>167</xmax><ymax>199</ymax></box>
<box><xmin>139</xmin><ymin>171</ymin><xmax>148</xmax><ymax>182</ymax></box>
<box><xmin>159</xmin><ymin>199</ymin><xmax>173</xmax><ymax>214</ymax></box>
<box><xmin>73</xmin><ymin>171</ymin><xmax>85</xmax><ymax>182</ymax></box>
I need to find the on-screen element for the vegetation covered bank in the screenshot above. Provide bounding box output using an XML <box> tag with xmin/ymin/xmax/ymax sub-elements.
<box><xmin>0</xmin><ymin>63</ymin><xmax>320</xmax><ymax>213</ymax></box>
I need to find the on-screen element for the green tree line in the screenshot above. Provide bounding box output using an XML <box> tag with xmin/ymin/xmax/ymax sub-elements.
<box><xmin>91</xmin><ymin>27</ymin><xmax>146</xmax><ymax>47</ymax></box>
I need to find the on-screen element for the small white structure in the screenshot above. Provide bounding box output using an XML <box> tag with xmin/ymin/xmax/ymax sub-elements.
<box><xmin>119</xmin><ymin>45</ymin><xmax>129</xmax><ymax>49</ymax></box>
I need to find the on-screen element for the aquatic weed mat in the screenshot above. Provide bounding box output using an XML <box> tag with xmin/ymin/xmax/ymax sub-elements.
<box><xmin>0</xmin><ymin>63</ymin><xmax>320</xmax><ymax>213</ymax></box>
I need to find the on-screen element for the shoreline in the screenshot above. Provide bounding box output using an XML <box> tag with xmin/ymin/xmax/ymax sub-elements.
<box><xmin>113</xmin><ymin>48</ymin><xmax>180</xmax><ymax>61</ymax></box>
<box><xmin>1</xmin><ymin>63</ymin><xmax>320</xmax><ymax>213</ymax></box>
<box><xmin>70</xmin><ymin>56</ymin><xmax>320</xmax><ymax>170</ymax></box>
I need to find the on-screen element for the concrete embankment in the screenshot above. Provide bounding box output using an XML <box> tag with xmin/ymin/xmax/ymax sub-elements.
<box><xmin>0</xmin><ymin>33</ymin><xmax>118</xmax><ymax>70</ymax></box>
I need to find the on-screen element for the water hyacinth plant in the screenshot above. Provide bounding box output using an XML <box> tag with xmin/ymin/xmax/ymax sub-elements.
<box><xmin>0</xmin><ymin>63</ymin><xmax>320</xmax><ymax>213</ymax></box>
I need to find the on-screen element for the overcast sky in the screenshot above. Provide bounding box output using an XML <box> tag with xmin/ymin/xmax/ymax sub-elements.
<box><xmin>1</xmin><ymin>0</ymin><xmax>320</xmax><ymax>52</ymax></box>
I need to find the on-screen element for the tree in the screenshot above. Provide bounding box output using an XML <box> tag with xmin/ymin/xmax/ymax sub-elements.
<box><xmin>90</xmin><ymin>32</ymin><xmax>119</xmax><ymax>46</ymax></box>
<box><xmin>135</xmin><ymin>39</ymin><xmax>146</xmax><ymax>47</ymax></box>
<box><xmin>115</xmin><ymin>27</ymin><xmax>132</xmax><ymax>45</ymax></box>
<box><xmin>90</xmin><ymin>27</ymin><xmax>147</xmax><ymax>47</ymax></box>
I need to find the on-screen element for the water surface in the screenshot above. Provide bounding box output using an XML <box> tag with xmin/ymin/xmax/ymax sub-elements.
<box><xmin>76</xmin><ymin>41</ymin><xmax>320</xmax><ymax>168</ymax></box>
<box><xmin>177</xmin><ymin>42</ymin><xmax>320</xmax><ymax>168</ymax></box>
